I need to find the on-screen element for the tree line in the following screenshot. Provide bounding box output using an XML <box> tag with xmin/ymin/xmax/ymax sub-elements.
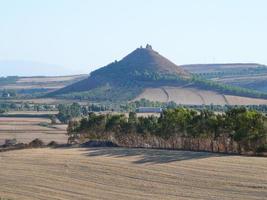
<box><xmin>67</xmin><ymin>107</ymin><xmax>267</xmax><ymax>154</ymax></box>
<box><xmin>121</xmin><ymin>98</ymin><xmax>267</xmax><ymax>113</ymax></box>
<box><xmin>57</xmin><ymin>103</ymin><xmax>108</xmax><ymax>123</ymax></box>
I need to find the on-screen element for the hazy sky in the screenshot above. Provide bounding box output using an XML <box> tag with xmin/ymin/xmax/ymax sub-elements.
<box><xmin>1</xmin><ymin>0</ymin><xmax>267</xmax><ymax>76</ymax></box>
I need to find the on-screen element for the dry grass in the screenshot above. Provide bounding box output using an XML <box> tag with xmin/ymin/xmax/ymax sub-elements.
<box><xmin>135</xmin><ymin>88</ymin><xmax>169</xmax><ymax>102</ymax></box>
<box><xmin>0</xmin><ymin>147</ymin><xmax>266</xmax><ymax>200</ymax></box>
<box><xmin>0</xmin><ymin>117</ymin><xmax>67</xmax><ymax>145</ymax></box>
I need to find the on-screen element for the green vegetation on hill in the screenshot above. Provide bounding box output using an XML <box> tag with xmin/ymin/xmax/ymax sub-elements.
<box><xmin>59</xmin><ymin>84</ymin><xmax>144</xmax><ymax>102</ymax></box>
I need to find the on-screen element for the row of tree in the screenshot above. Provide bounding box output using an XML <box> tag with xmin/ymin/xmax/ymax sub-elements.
<box><xmin>68</xmin><ymin>107</ymin><xmax>267</xmax><ymax>154</ymax></box>
<box><xmin>0</xmin><ymin>102</ymin><xmax>57</xmax><ymax>113</ymax></box>
<box><xmin>121</xmin><ymin>98</ymin><xmax>267</xmax><ymax>113</ymax></box>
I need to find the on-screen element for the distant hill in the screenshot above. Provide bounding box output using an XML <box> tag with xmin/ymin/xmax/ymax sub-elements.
<box><xmin>49</xmin><ymin>45</ymin><xmax>267</xmax><ymax>105</ymax></box>
<box><xmin>50</xmin><ymin>44</ymin><xmax>191</xmax><ymax>101</ymax></box>
<box><xmin>182</xmin><ymin>63</ymin><xmax>267</xmax><ymax>93</ymax></box>
<box><xmin>181</xmin><ymin>63</ymin><xmax>267</xmax><ymax>73</ymax></box>
<box><xmin>0</xmin><ymin>75</ymin><xmax>88</xmax><ymax>96</ymax></box>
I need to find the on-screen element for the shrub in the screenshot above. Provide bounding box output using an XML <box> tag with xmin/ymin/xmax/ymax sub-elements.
<box><xmin>29</xmin><ymin>138</ymin><xmax>44</xmax><ymax>148</ymax></box>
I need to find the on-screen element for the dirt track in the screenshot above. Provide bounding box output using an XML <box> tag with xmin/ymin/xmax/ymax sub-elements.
<box><xmin>0</xmin><ymin>147</ymin><xmax>266</xmax><ymax>200</ymax></box>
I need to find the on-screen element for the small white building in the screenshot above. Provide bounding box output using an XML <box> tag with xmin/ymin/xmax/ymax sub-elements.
<box><xmin>136</xmin><ymin>107</ymin><xmax>162</xmax><ymax>113</ymax></box>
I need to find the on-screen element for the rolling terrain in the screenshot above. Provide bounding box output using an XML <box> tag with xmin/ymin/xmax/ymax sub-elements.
<box><xmin>0</xmin><ymin>147</ymin><xmax>266</xmax><ymax>200</ymax></box>
<box><xmin>49</xmin><ymin>45</ymin><xmax>267</xmax><ymax>105</ymax></box>
<box><xmin>1</xmin><ymin>48</ymin><xmax>267</xmax><ymax>105</ymax></box>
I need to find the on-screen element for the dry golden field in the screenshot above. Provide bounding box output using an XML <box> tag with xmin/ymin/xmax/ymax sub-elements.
<box><xmin>0</xmin><ymin>147</ymin><xmax>266</xmax><ymax>200</ymax></box>
<box><xmin>135</xmin><ymin>86</ymin><xmax>267</xmax><ymax>105</ymax></box>
<box><xmin>0</xmin><ymin>117</ymin><xmax>68</xmax><ymax>145</ymax></box>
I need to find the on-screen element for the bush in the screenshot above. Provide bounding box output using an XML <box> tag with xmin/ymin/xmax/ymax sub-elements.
<box><xmin>29</xmin><ymin>138</ymin><xmax>44</xmax><ymax>148</ymax></box>
<box><xmin>256</xmin><ymin>144</ymin><xmax>267</xmax><ymax>153</ymax></box>
<box><xmin>47</xmin><ymin>141</ymin><xmax>58</xmax><ymax>147</ymax></box>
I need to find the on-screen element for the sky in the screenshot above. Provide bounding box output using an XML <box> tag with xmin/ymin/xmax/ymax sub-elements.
<box><xmin>1</xmin><ymin>0</ymin><xmax>267</xmax><ymax>76</ymax></box>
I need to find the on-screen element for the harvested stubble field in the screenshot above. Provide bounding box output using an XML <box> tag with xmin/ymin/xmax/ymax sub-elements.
<box><xmin>0</xmin><ymin>117</ymin><xmax>67</xmax><ymax>145</ymax></box>
<box><xmin>136</xmin><ymin>87</ymin><xmax>267</xmax><ymax>105</ymax></box>
<box><xmin>0</xmin><ymin>147</ymin><xmax>266</xmax><ymax>200</ymax></box>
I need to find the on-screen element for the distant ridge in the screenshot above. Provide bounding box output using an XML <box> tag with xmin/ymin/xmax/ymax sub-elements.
<box><xmin>181</xmin><ymin>63</ymin><xmax>267</xmax><ymax>93</ymax></box>
<box><xmin>182</xmin><ymin>63</ymin><xmax>267</xmax><ymax>73</ymax></box>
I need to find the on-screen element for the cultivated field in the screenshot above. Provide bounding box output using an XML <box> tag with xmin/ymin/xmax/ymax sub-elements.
<box><xmin>1</xmin><ymin>98</ymin><xmax>89</xmax><ymax>105</ymax></box>
<box><xmin>0</xmin><ymin>117</ymin><xmax>67</xmax><ymax>145</ymax></box>
<box><xmin>136</xmin><ymin>86</ymin><xmax>267</xmax><ymax>105</ymax></box>
<box><xmin>0</xmin><ymin>147</ymin><xmax>266</xmax><ymax>200</ymax></box>
<box><xmin>182</xmin><ymin>63</ymin><xmax>267</xmax><ymax>93</ymax></box>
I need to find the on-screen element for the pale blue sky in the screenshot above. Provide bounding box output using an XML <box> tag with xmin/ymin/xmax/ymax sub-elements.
<box><xmin>1</xmin><ymin>0</ymin><xmax>267</xmax><ymax>76</ymax></box>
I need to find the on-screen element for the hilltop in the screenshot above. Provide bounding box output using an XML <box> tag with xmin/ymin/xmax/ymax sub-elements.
<box><xmin>49</xmin><ymin>45</ymin><xmax>191</xmax><ymax>101</ymax></box>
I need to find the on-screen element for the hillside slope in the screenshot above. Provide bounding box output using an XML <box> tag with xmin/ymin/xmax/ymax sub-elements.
<box><xmin>135</xmin><ymin>86</ymin><xmax>267</xmax><ymax>105</ymax></box>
